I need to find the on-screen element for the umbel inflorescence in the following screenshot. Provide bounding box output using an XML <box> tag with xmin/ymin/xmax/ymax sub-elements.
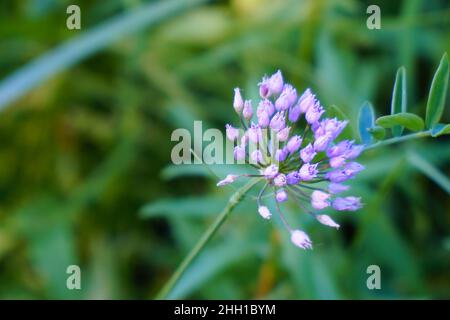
<box><xmin>217</xmin><ymin>70</ymin><xmax>365</xmax><ymax>249</ymax></box>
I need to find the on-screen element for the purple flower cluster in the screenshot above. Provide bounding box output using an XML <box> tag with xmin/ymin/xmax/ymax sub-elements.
<box><xmin>218</xmin><ymin>70</ymin><xmax>365</xmax><ymax>249</ymax></box>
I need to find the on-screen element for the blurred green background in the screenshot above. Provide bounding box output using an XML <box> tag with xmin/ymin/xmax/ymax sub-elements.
<box><xmin>0</xmin><ymin>0</ymin><xmax>449</xmax><ymax>299</ymax></box>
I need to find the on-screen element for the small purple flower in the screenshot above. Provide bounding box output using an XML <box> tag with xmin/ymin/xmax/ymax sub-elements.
<box><xmin>275</xmin><ymin>147</ymin><xmax>289</xmax><ymax>162</ymax></box>
<box><xmin>286</xmin><ymin>171</ymin><xmax>300</xmax><ymax>185</ymax></box>
<box><xmin>251</xmin><ymin>150</ymin><xmax>263</xmax><ymax>163</ymax></box>
<box><xmin>298</xmin><ymin>163</ymin><xmax>318</xmax><ymax>181</ymax></box>
<box><xmin>269</xmin><ymin>70</ymin><xmax>284</xmax><ymax>95</ymax></box>
<box><xmin>262</xmin><ymin>164</ymin><xmax>278</xmax><ymax>179</ymax></box>
<box><xmin>258</xmin><ymin>206</ymin><xmax>272</xmax><ymax>219</ymax></box>
<box><xmin>343</xmin><ymin>162</ymin><xmax>365</xmax><ymax>176</ymax></box>
<box><xmin>277</xmin><ymin>126</ymin><xmax>291</xmax><ymax>142</ymax></box>
<box><xmin>217</xmin><ymin>174</ymin><xmax>239</xmax><ymax>186</ymax></box>
<box><xmin>313</xmin><ymin>134</ymin><xmax>331</xmax><ymax>152</ymax></box>
<box><xmin>290</xmin><ymin>230</ymin><xmax>313</xmax><ymax>250</ymax></box>
<box><xmin>288</xmin><ymin>102</ymin><xmax>302</xmax><ymax>122</ymax></box>
<box><xmin>344</xmin><ymin>144</ymin><xmax>364</xmax><ymax>159</ymax></box>
<box><xmin>314</xmin><ymin>118</ymin><xmax>348</xmax><ymax>141</ymax></box>
<box><xmin>248</xmin><ymin>123</ymin><xmax>261</xmax><ymax>143</ymax></box>
<box><xmin>275</xmin><ymin>84</ymin><xmax>297</xmax><ymax>111</ymax></box>
<box><xmin>329</xmin><ymin>155</ymin><xmax>346</xmax><ymax>168</ymax></box>
<box><xmin>332</xmin><ymin>196</ymin><xmax>362</xmax><ymax>211</ymax></box>
<box><xmin>257</xmin><ymin>111</ymin><xmax>270</xmax><ymax>128</ymax></box>
<box><xmin>287</xmin><ymin>135</ymin><xmax>302</xmax><ymax>153</ymax></box>
<box><xmin>233</xmin><ymin>88</ymin><xmax>244</xmax><ymax>113</ymax></box>
<box><xmin>273</xmin><ymin>173</ymin><xmax>287</xmax><ymax>187</ymax></box>
<box><xmin>276</xmin><ymin>189</ymin><xmax>288</xmax><ymax>202</ymax></box>
<box><xmin>269</xmin><ymin>112</ymin><xmax>286</xmax><ymax>132</ymax></box>
<box><xmin>300</xmin><ymin>143</ymin><xmax>316</xmax><ymax>163</ymax></box>
<box><xmin>258</xmin><ymin>99</ymin><xmax>275</xmax><ymax>117</ymax></box>
<box><xmin>328</xmin><ymin>183</ymin><xmax>349</xmax><ymax>194</ymax></box>
<box><xmin>305</xmin><ymin>102</ymin><xmax>325</xmax><ymax>124</ymax></box>
<box><xmin>243</xmin><ymin>100</ymin><xmax>253</xmax><ymax>120</ymax></box>
<box><xmin>225</xmin><ymin>124</ymin><xmax>239</xmax><ymax>141</ymax></box>
<box><xmin>311</xmin><ymin>190</ymin><xmax>330</xmax><ymax>210</ymax></box>
<box><xmin>325</xmin><ymin>169</ymin><xmax>349</xmax><ymax>183</ymax></box>
<box><xmin>259</xmin><ymin>76</ymin><xmax>271</xmax><ymax>99</ymax></box>
<box><xmin>326</xmin><ymin>140</ymin><xmax>351</xmax><ymax>158</ymax></box>
<box><xmin>315</xmin><ymin>214</ymin><xmax>340</xmax><ymax>228</ymax></box>
<box><xmin>240</xmin><ymin>133</ymin><xmax>249</xmax><ymax>147</ymax></box>
<box><xmin>298</xmin><ymin>88</ymin><xmax>315</xmax><ymax>113</ymax></box>
<box><xmin>234</xmin><ymin>145</ymin><xmax>246</xmax><ymax>161</ymax></box>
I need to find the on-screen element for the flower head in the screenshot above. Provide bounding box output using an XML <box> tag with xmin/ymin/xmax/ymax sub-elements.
<box><xmin>276</xmin><ymin>189</ymin><xmax>288</xmax><ymax>202</ymax></box>
<box><xmin>218</xmin><ymin>70</ymin><xmax>365</xmax><ymax>249</ymax></box>
<box><xmin>243</xmin><ymin>100</ymin><xmax>253</xmax><ymax>121</ymax></box>
<box><xmin>258</xmin><ymin>206</ymin><xmax>272</xmax><ymax>219</ymax></box>
<box><xmin>291</xmin><ymin>230</ymin><xmax>313</xmax><ymax>249</ymax></box>
<box><xmin>233</xmin><ymin>88</ymin><xmax>244</xmax><ymax>113</ymax></box>
<box><xmin>268</xmin><ymin>70</ymin><xmax>284</xmax><ymax>95</ymax></box>
<box><xmin>332</xmin><ymin>196</ymin><xmax>362</xmax><ymax>211</ymax></box>
<box><xmin>225</xmin><ymin>124</ymin><xmax>240</xmax><ymax>141</ymax></box>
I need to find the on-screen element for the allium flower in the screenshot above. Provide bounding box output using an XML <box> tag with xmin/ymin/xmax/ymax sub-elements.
<box><xmin>257</xmin><ymin>111</ymin><xmax>270</xmax><ymax>128</ymax></box>
<box><xmin>269</xmin><ymin>112</ymin><xmax>286</xmax><ymax>131</ymax></box>
<box><xmin>277</xmin><ymin>126</ymin><xmax>291</xmax><ymax>142</ymax></box>
<box><xmin>217</xmin><ymin>70</ymin><xmax>365</xmax><ymax>249</ymax></box>
<box><xmin>315</xmin><ymin>214</ymin><xmax>340</xmax><ymax>229</ymax></box>
<box><xmin>275</xmin><ymin>147</ymin><xmax>289</xmax><ymax>162</ymax></box>
<box><xmin>311</xmin><ymin>190</ymin><xmax>330</xmax><ymax>210</ymax></box>
<box><xmin>258</xmin><ymin>206</ymin><xmax>272</xmax><ymax>219</ymax></box>
<box><xmin>268</xmin><ymin>70</ymin><xmax>284</xmax><ymax>95</ymax></box>
<box><xmin>217</xmin><ymin>174</ymin><xmax>239</xmax><ymax>186</ymax></box>
<box><xmin>275</xmin><ymin>84</ymin><xmax>297</xmax><ymax>111</ymax></box>
<box><xmin>291</xmin><ymin>230</ymin><xmax>313</xmax><ymax>249</ymax></box>
<box><xmin>332</xmin><ymin>196</ymin><xmax>362</xmax><ymax>211</ymax></box>
<box><xmin>243</xmin><ymin>100</ymin><xmax>253</xmax><ymax>121</ymax></box>
<box><xmin>225</xmin><ymin>124</ymin><xmax>239</xmax><ymax>141</ymax></box>
<box><xmin>275</xmin><ymin>189</ymin><xmax>288</xmax><ymax>202</ymax></box>
<box><xmin>298</xmin><ymin>163</ymin><xmax>318</xmax><ymax>181</ymax></box>
<box><xmin>300</xmin><ymin>143</ymin><xmax>316</xmax><ymax>163</ymax></box>
<box><xmin>233</xmin><ymin>88</ymin><xmax>244</xmax><ymax>113</ymax></box>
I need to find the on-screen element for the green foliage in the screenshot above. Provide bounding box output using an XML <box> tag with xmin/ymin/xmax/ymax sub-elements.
<box><xmin>367</xmin><ymin>126</ymin><xmax>386</xmax><ymax>140</ymax></box>
<box><xmin>390</xmin><ymin>67</ymin><xmax>407</xmax><ymax>137</ymax></box>
<box><xmin>376</xmin><ymin>113</ymin><xmax>424</xmax><ymax>132</ymax></box>
<box><xmin>430</xmin><ymin>123</ymin><xmax>450</xmax><ymax>137</ymax></box>
<box><xmin>425</xmin><ymin>53</ymin><xmax>449</xmax><ymax>128</ymax></box>
<box><xmin>358</xmin><ymin>101</ymin><xmax>375</xmax><ymax>144</ymax></box>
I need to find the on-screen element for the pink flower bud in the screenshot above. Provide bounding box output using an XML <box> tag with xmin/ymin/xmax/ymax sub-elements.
<box><xmin>258</xmin><ymin>206</ymin><xmax>272</xmax><ymax>219</ymax></box>
<box><xmin>290</xmin><ymin>230</ymin><xmax>313</xmax><ymax>249</ymax></box>
<box><xmin>233</xmin><ymin>88</ymin><xmax>244</xmax><ymax>113</ymax></box>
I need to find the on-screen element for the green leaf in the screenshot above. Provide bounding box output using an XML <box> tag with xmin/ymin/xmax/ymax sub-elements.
<box><xmin>376</xmin><ymin>113</ymin><xmax>424</xmax><ymax>132</ymax></box>
<box><xmin>358</xmin><ymin>101</ymin><xmax>375</xmax><ymax>144</ymax></box>
<box><xmin>140</xmin><ymin>196</ymin><xmax>227</xmax><ymax>218</ymax></box>
<box><xmin>167</xmin><ymin>240</ymin><xmax>255</xmax><ymax>299</ymax></box>
<box><xmin>390</xmin><ymin>67</ymin><xmax>407</xmax><ymax>137</ymax></box>
<box><xmin>407</xmin><ymin>152</ymin><xmax>450</xmax><ymax>194</ymax></box>
<box><xmin>367</xmin><ymin>126</ymin><xmax>386</xmax><ymax>140</ymax></box>
<box><xmin>425</xmin><ymin>53</ymin><xmax>449</xmax><ymax>128</ymax></box>
<box><xmin>430</xmin><ymin>123</ymin><xmax>450</xmax><ymax>137</ymax></box>
<box><xmin>0</xmin><ymin>0</ymin><xmax>209</xmax><ymax>109</ymax></box>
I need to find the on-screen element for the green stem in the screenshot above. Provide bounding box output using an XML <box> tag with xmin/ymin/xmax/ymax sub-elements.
<box><xmin>155</xmin><ymin>178</ymin><xmax>261</xmax><ymax>299</ymax></box>
<box><xmin>363</xmin><ymin>130</ymin><xmax>431</xmax><ymax>151</ymax></box>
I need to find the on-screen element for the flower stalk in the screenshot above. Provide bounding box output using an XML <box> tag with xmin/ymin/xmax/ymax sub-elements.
<box><xmin>156</xmin><ymin>177</ymin><xmax>261</xmax><ymax>299</ymax></box>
